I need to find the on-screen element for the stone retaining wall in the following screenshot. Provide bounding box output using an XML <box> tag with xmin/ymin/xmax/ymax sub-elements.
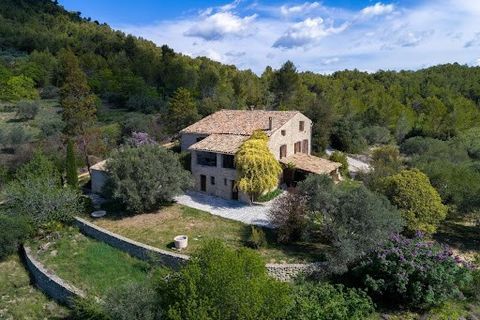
<box><xmin>74</xmin><ymin>217</ymin><xmax>189</xmax><ymax>270</ymax></box>
<box><xmin>22</xmin><ymin>246</ymin><xmax>85</xmax><ymax>306</ymax></box>
<box><xmin>74</xmin><ymin>217</ymin><xmax>324</xmax><ymax>281</ymax></box>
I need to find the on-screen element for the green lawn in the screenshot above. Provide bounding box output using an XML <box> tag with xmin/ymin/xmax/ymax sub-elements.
<box><xmin>90</xmin><ymin>204</ymin><xmax>329</xmax><ymax>263</ymax></box>
<box><xmin>29</xmin><ymin>227</ymin><xmax>152</xmax><ymax>296</ymax></box>
<box><xmin>0</xmin><ymin>255</ymin><xmax>69</xmax><ymax>320</ymax></box>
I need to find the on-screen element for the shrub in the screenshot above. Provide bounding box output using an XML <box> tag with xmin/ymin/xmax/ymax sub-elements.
<box><xmin>72</xmin><ymin>296</ymin><xmax>109</xmax><ymax>320</ymax></box>
<box><xmin>328</xmin><ymin>151</ymin><xmax>349</xmax><ymax>178</ymax></box>
<box><xmin>39</xmin><ymin>85</ymin><xmax>60</xmax><ymax>99</ymax></box>
<box><xmin>125</xmin><ymin>131</ymin><xmax>157</xmax><ymax>147</ymax></box>
<box><xmin>156</xmin><ymin>240</ymin><xmax>292</xmax><ymax>320</ymax></box>
<box><xmin>330</xmin><ymin>117</ymin><xmax>367</xmax><ymax>153</ymax></box>
<box><xmin>298</xmin><ymin>175</ymin><xmax>404</xmax><ymax>273</ymax></box>
<box><xmin>288</xmin><ymin>281</ymin><xmax>375</xmax><ymax>320</ymax></box>
<box><xmin>15</xmin><ymin>100</ymin><xmax>39</xmax><ymax>120</ymax></box>
<box><xmin>38</xmin><ymin>117</ymin><xmax>65</xmax><ymax>137</ymax></box>
<box><xmin>380</xmin><ymin>169</ymin><xmax>447</xmax><ymax>234</ymax></box>
<box><xmin>0</xmin><ymin>214</ymin><xmax>32</xmax><ymax>260</ymax></box>
<box><xmin>106</xmin><ymin>145</ymin><xmax>192</xmax><ymax>213</ymax></box>
<box><xmin>256</xmin><ymin>188</ymin><xmax>282</xmax><ymax>202</ymax></box>
<box><xmin>4</xmin><ymin>154</ymin><xmax>82</xmax><ymax>227</ymax></box>
<box><xmin>103</xmin><ymin>281</ymin><xmax>160</xmax><ymax>320</ymax></box>
<box><xmin>8</xmin><ymin>126</ymin><xmax>30</xmax><ymax>146</ymax></box>
<box><xmin>246</xmin><ymin>226</ymin><xmax>267</xmax><ymax>249</ymax></box>
<box><xmin>360</xmin><ymin>125</ymin><xmax>392</xmax><ymax>145</ymax></box>
<box><xmin>348</xmin><ymin>233</ymin><xmax>473</xmax><ymax>310</ymax></box>
<box><xmin>268</xmin><ymin>190</ymin><xmax>308</xmax><ymax>243</ymax></box>
<box><xmin>65</xmin><ymin>138</ymin><xmax>78</xmax><ymax>188</ymax></box>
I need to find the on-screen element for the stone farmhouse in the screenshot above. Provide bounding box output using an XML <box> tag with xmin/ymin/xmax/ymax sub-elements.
<box><xmin>181</xmin><ymin>109</ymin><xmax>341</xmax><ymax>203</ymax></box>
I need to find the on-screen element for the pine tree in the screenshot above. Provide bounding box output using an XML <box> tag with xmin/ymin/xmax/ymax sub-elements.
<box><xmin>167</xmin><ymin>87</ymin><xmax>199</xmax><ymax>133</ymax></box>
<box><xmin>235</xmin><ymin>130</ymin><xmax>282</xmax><ymax>202</ymax></box>
<box><xmin>65</xmin><ymin>138</ymin><xmax>78</xmax><ymax>188</ymax></box>
<box><xmin>59</xmin><ymin>49</ymin><xmax>97</xmax><ymax>173</ymax></box>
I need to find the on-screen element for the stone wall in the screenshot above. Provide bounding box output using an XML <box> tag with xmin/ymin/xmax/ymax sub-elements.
<box><xmin>74</xmin><ymin>217</ymin><xmax>189</xmax><ymax>270</ymax></box>
<box><xmin>22</xmin><ymin>246</ymin><xmax>85</xmax><ymax>306</ymax></box>
<box><xmin>74</xmin><ymin>217</ymin><xmax>324</xmax><ymax>281</ymax></box>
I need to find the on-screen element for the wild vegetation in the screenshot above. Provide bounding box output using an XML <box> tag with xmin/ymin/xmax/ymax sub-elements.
<box><xmin>0</xmin><ymin>0</ymin><xmax>479</xmax><ymax>319</ymax></box>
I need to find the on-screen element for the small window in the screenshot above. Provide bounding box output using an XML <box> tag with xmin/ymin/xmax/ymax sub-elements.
<box><xmin>280</xmin><ymin>144</ymin><xmax>287</xmax><ymax>159</ymax></box>
<box><xmin>211</xmin><ymin>176</ymin><xmax>215</xmax><ymax>185</ymax></box>
<box><xmin>281</xmin><ymin>130</ymin><xmax>286</xmax><ymax>136</ymax></box>
<box><xmin>299</xmin><ymin>121</ymin><xmax>305</xmax><ymax>131</ymax></box>
<box><xmin>224</xmin><ymin>178</ymin><xmax>227</xmax><ymax>186</ymax></box>
<box><xmin>294</xmin><ymin>141</ymin><xmax>302</xmax><ymax>154</ymax></box>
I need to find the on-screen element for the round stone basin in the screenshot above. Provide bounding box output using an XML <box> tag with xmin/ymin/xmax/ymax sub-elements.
<box><xmin>174</xmin><ymin>235</ymin><xmax>188</xmax><ymax>250</ymax></box>
<box><xmin>91</xmin><ymin>210</ymin><xmax>107</xmax><ymax>218</ymax></box>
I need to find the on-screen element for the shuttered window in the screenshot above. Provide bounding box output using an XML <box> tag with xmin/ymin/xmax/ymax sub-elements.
<box><xmin>280</xmin><ymin>145</ymin><xmax>287</xmax><ymax>159</ymax></box>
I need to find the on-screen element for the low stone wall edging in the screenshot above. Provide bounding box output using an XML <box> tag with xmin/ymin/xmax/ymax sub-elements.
<box><xmin>74</xmin><ymin>216</ymin><xmax>325</xmax><ymax>281</ymax></box>
<box><xmin>22</xmin><ymin>246</ymin><xmax>85</xmax><ymax>306</ymax></box>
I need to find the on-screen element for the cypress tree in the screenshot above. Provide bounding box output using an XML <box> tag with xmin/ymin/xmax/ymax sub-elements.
<box><xmin>65</xmin><ymin>138</ymin><xmax>78</xmax><ymax>188</ymax></box>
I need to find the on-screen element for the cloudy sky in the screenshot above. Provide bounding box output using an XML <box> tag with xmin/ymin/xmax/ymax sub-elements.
<box><xmin>59</xmin><ymin>0</ymin><xmax>480</xmax><ymax>74</ymax></box>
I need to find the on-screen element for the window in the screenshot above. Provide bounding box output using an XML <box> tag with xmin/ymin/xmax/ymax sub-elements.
<box><xmin>281</xmin><ymin>130</ymin><xmax>286</xmax><ymax>136</ymax></box>
<box><xmin>302</xmin><ymin>139</ymin><xmax>309</xmax><ymax>154</ymax></box>
<box><xmin>197</xmin><ymin>151</ymin><xmax>217</xmax><ymax>167</ymax></box>
<box><xmin>224</xmin><ymin>178</ymin><xmax>228</xmax><ymax>186</ymax></box>
<box><xmin>299</xmin><ymin>121</ymin><xmax>305</xmax><ymax>131</ymax></box>
<box><xmin>222</xmin><ymin>154</ymin><xmax>235</xmax><ymax>169</ymax></box>
<box><xmin>280</xmin><ymin>144</ymin><xmax>287</xmax><ymax>159</ymax></box>
<box><xmin>294</xmin><ymin>141</ymin><xmax>302</xmax><ymax>154</ymax></box>
<box><xmin>210</xmin><ymin>176</ymin><xmax>215</xmax><ymax>185</ymax></box>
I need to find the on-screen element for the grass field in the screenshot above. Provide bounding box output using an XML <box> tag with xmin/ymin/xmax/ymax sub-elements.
<box><xmin>29</xmin><ymin>227</ymin><xmax>152</xmax><ymax>296</ymax></box>
<box><xmin>90</xmin><ymin>204</ymin><xmax>329</xmax><ymax>263</ymax></box>
<box><xmin>0</xmin><ymin>255</ymin><xmax>68</xmax><ymax>320</ymax></box>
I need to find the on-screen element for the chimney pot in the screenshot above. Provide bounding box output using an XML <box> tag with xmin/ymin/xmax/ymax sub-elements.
<box><xmin>268</xmin><ymin>116</ymin><xmax>273</xmax><ymax>130</ymax></box>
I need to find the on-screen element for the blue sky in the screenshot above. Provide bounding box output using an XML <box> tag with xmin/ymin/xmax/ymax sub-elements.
<box><xmin>59</xmin><ymin>0</ymin><xmax>480</xmax><ymax>74</ymax></box>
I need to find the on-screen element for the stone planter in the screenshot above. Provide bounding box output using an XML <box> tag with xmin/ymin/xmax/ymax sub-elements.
<box><xmin>174</xmin><ymin>235</ymin><xmax>188</xmax><ymax>250</ymax></box>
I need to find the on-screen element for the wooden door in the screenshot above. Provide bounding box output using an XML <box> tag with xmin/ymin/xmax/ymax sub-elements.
<box><xmin>200</xmin><ymin>175</ymin><xmax>206</xmax><ymax>192</ymax></box>
<box><xmin>231</xmin><ymin>180</ymin><xmax>239</xmax><ymax>200</ymax></box>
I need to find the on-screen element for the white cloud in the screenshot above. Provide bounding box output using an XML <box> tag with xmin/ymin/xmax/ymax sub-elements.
<box><xmin>116</xmin><ymin>0</ymin><xmax>480</xmax><ymax>74</ymax></box>
<box><xmin>273</xmin><ymin>18</ymin><xmax>349</xmax><ymax>48</ymax></box>
<box><xmin>360</xmin><ymin>2</ymin><xmax>395</xmax><ymax>17</ymax></box>
<box><xmin>464</xmin><ymin>32</ymin><xmax>480</xmax><ymax>47</ymax></box>
<box><xmin>280</xmin><ymin>2</ymin><xmax>320</xmax><ymax>16</ymax></box>
<box><xmin>184</xmin><ymin>11</ymin><xmax>257</xmax><ymax>40</ymax></box>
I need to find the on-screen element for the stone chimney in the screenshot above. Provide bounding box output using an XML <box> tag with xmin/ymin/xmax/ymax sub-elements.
<box><xmin>268</xmin><ymin>116</ymin><xmax>273</xmax><ymax>130</ymax></box>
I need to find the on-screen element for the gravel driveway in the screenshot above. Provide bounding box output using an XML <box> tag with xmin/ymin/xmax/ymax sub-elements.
<box><xmin>174</xmin><ymin>191</ymin><xmax>274</xmax><ymax>227</ymax></box>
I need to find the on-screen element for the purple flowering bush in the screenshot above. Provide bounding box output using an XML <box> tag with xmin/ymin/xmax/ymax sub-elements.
<box><xmin>349</xmin><ymin>233</ymin><xmax>473</xmax><ymax>310</ymax></box>
<box><xmin>126</xmin><ymin>131</ymin><xmax>157</xmax><ymax>147</ymax></box>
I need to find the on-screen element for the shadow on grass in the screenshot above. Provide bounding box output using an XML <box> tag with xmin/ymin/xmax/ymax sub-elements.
<box><xmin>98</xmin><ymin>200</ymin><xmax>176</xmax><ymax>221</ymax></box>
<box><xmin>434</xmin><ymin>220</ymin><xmax>480</xmax><ymax>251</ymax></box>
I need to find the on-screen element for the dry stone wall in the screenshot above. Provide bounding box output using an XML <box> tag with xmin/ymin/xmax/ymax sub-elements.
<box><xmin>74</xmin><ymin>217</ymin><xmax>325</xmax><ymax>281</ymax></box>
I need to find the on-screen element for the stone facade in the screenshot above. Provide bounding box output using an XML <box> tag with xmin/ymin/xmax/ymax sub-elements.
<box><xmin>182</xmin><ymin>113</ymin><xmax>312</xmax><ymax>203</ymax></box>
<box><xmin>22</xmin><ymin>246</ymin><xmax>85</xmax><ymax>306</ymax></box>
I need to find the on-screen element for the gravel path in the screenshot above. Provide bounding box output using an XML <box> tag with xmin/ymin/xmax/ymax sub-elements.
<box><xmin>174</xmin><ymin>191</ymin><xmax>273</xmax><ymax>227</ymax></box>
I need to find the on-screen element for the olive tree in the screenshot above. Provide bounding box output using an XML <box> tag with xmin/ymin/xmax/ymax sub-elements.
<box><xmin>106</xmin><ymin>145</ymin><xmax>192</xmax><ymax>213</ymax></box>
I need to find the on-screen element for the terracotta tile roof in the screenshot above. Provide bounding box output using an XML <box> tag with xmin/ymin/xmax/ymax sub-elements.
<box><xmin>279</xmin><ymin>153</ymin><xmax>341</xmax><ymax>175</ymax></box>
<box><xmin>181</xmin><ymin>109</ymin><xmax>300</xmax><ymax>136</ymax></box>
<box><xmin>188</xmin><ymin>134</ymin><xmax>248</xmax><ymax>155</ymax></box>
<box><xmin>90</xmin><ymin>159</ymin><xmax>107</xmax><ymax>171</ymax></box>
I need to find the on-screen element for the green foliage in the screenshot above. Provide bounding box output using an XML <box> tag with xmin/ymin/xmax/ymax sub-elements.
<box><xmin>268</xmin><ymin>190</ymin><xmax>308</xmax><ymax>243</ymax></box>
<box><xmin>3</xmin><ymin>154</ymin><xmax>81</xmax><ymax>227</ymax></box>
<box><xmin>65</xmin><ymin>139</ymin><xmax>78</xmax><ymax>188</ymax></box>
<box><xmin>246</xmin><ymin>226</ymin><xmax>267</xmax><ymax>249</ymax></box>
<box><xmin>15</xmin><ymin>100</ymin><xmax>39</xmax><ymax>120</ymax></box>
<box><xmin>235</xmin><ymin>130</ymin><xmax>282</xmax><ymax>201</ymax></box>
<box><xmin>256</xmin><ymin>188</ymin><xmax>282</xmax><ymax>202</ymax></box>
<box><xmin>156</xmin><ymin>240</ymin><xmax>292</xmax><ymax>320</ymax></box>
<box><xmin>59</xmin><ymin>49</ymin><xmax>97</xmax><ymax>135</ymax></box>
<box><xmin>349</xmin><ymin>233</ymin><xmax>472</xmax><ymax>310</ymax></box>
<box><xmin>167</xmin><ymin>87</ymin><xmax>199</xmax><ymax>133</ymax></box>
<box><xmin>72</xmin><ymin>296</ymin><xmax>109</xmax><ymax>320</ymax></box>
<box><xmin>299</xmin><ymin>175</ymin><xmax>404</xmax><ymax>273</ymax></box>
<box><xmin>329</xmin><ymin>151</ymin><xmax>349</xmax><ymax>177</ymax></box>
<box><xmin>330</xmin><ymin>117</ymin><xmax>367</xmax><ymax>153</ymax></box>
<box><xmin>106</xmin><ymin>145</ymin><xmax>192</xmax><ymax>213</ymax></box>
<box><xmin>288</xmin><ymin>281</ymin><xmax>375</xmax><ymax>320</ymax></box>
<box><xmin>360</xmin><ymin>125</ymin><xmax>392</xmax><ymax>145</ymax></box>
<box><xmin>380</xmin><ymin>169</ymin><xmax>447</xmax><ymax>234</ymax></box>
<box><xmin>102</xmin><ymin>282</ymin><xmax>160</xmax><ymax>320</ymax></box>
<box><xmin>0</xmin><ymin>75</ymin><xmax>38</xmax><ymax>101</ymax></box>
<box><xmin>0</xmin><ymin>214</ymin><xmax>32</xmax><ymax>260</ymax></box>
<box><xmin>363</xmin><ymin>145</ymin><xmax>403</xmax><ymax>190</ymax></box>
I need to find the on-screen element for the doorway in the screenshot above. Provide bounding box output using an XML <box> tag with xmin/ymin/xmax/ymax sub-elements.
<box><xmin>200</xmin><ymin>175</ymin><xmax>206</xmax><ymax>192</ymax></box>
<box><xmin>231</xmin><ymin>180</ymin><xmax>238</xmax><ymax>200</ymax></box>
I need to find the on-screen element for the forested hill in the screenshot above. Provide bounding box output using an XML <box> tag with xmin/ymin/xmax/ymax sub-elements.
<box><xmin>2</xmin><ymin>0</ymin><xmax>480</xmax><ymax>153</ymax></box>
